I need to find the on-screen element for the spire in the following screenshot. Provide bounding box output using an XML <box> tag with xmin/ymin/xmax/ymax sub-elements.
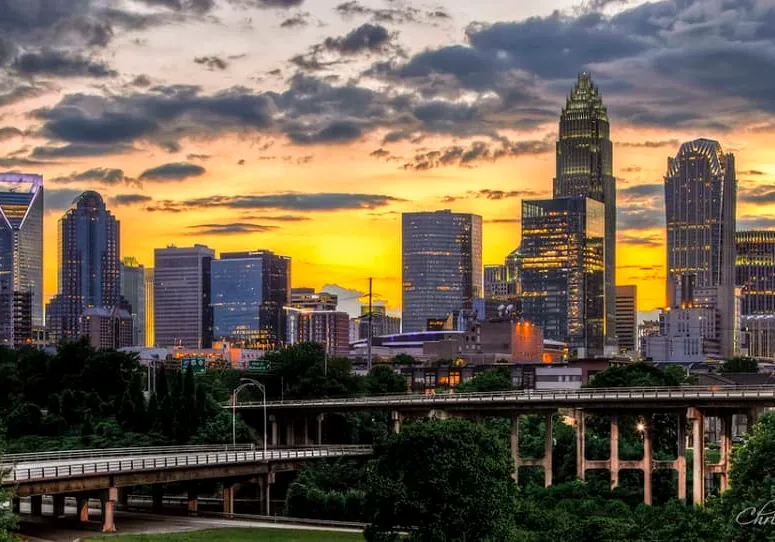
<box><xmin>563</xmin><ymin>71</ymin><xmax>608</xmax><ymax>121</ymax></box>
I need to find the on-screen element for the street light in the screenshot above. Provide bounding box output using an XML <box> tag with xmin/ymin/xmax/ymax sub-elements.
<box><xmin>232</xmin><ymin>377</ymin><xmax>267</xmax><ymax>456</ymax></box>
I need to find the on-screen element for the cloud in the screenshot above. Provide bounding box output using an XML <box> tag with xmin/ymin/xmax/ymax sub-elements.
<box><xmin>403</xmin><ymin>139</ymin><xmax>551</xmax><ymax>170</ymax></box>
<box><xmin>194</xmin><ymin>56</ymin><xmax>228</xmax><ymax>70</ymax></box>
<box><xmin>242</xmin><ymin>214</ymin><xmax>311</xmax><ymax>222</ymax></box>
<box><xmin>31</xmin><ymin>143</ymin><xmax>134</xmax><ymax>158</ymax></box>
<box><xmin>148</xmin><ymin>192</ymin><xmax>405</xmax><ymax>212</ymax></box>
<box><xmin>370</xmin><ymin>148</ymin><xmax>390</xmax><ymax>158</ymax></box>
<box><xmin>444</xmin><ymin>189</ymin><xmax>545</xmax><ymax>203</ymax></box>
<box><xmin>50</xmin><ymin>167</ymin><xmax>140</xmax><ymax>187</ymax></box>
<box><xmin>0</xmin><ymin>127</ymin><xmax>22</xmax><ymax>141</ymax></box>
<box><xmin>323</xmin><ymin>23</ymin><xmax>395</xmax><ymax>55</ymax></box>
<box><xmin>187</xmin><ymin>154</ymin><xmax>211</xmax><ymax>161</ymax></box>
<box><xmin>738</xmin><ymin>215</ymin><xmax>775</xmax><ymax>230</ymax></box>
<box><xmin>130</xmin><ymin>74</ymin><xmax>152</xmax><ymax>87</ymax></box>
<box><xmin>335</xmin><ymin>1</ymin><xmax>420</xmax><ymax>24</ymax></box>
<box><xmin>740</xmin><ymin>170</ymin><xmax>766</xmax><ymax>176</ymax></box>
<box><xmin>485</xmin><ymin>218</ymin><xmax>520</xmax><ymax>224</ymax></box>
<box><xmin>187</xmin><ymin>223</ymin><xmax>278</xmax><ymax>235</ymax></box>
<box><xmin>12</xmin><ymin>50</ymin><xmax>117</xmax><ymax>77</ymax></box>
<box><xmin>739</xmin><ymin>184</ymin><xmax>775</xmax><ymax>205</ymax></box>
<box><xmin>44</xmin><ymin>188</ymin><xmax>87</xmax><ymax>213</ymax></box>
<box><xmin>287</xmin><ymin>121</ymin><xmax>362</xmax><ymax>145</ymax></box>
<box><xmin>617</xmin><ymin>139</ymin><xmax>680</xmax><ymax>148</ymax></box>
<box><xmin>0</xmin><ymin>84</ymin><xmax>50</xmax><ymax>107</ymax></box>
<box><xmin>618</xmin><ymin>233</ymin><xmax>663</xmax><ymax>247</ymax></box>
<box><xmin>139</xmin><ymin>162</ymin><xmax>206</xmax><ymax>181</ymax></box>
<box><xmin>280</xmin><ymin>13</ymin><xmax>310</xmax><ymax>28</ymax></box>
<box><xmin>253</xmin><ymin>0</ymin><xmax>304</xmax><ymax>7</ymax></box>
<box><xmin>110</xmin><ymin>193</ymin><xmax>153</xmax><ymax>206</ymax></box>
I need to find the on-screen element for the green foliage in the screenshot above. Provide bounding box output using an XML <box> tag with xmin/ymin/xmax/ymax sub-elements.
<box><xmin>365</xmin><ymin>365</ymin><xmax>406</xmax><ymax>395</ymax></box>
<box><xmin>84</xmin><ymin>527</ymin><xmax>363</xmax><ymax>541</ymax></box>
<box><xmin>587</xmin><ymin>362</ymin><xmax>685</xmax><ymax>388</ymax></box>
<box><xmin>455</xmin><ymin>366</ymin><xmax>512</xmax><ymax>393</ymax></box>
<box><xmin>391</xmin><ymin>353</ymin><xmax>416</xmax><ymax>365</ymax></box>
<box><xmin>285</xmin><ymin>459</ymin><xmax>369</xmax><ymax>522</ymax></box>
<box><xmin>720</xmin><ymin>357</ymin><xmax>759</xmax><ymax>374</ymax></box>
<box><xmin>266</xmin><ymin>343</ymin><xmax>364</xmax><ymax>399</ymax></box>
<box><xmin>364</xmin><ymin>419</ymin><xmax>518</xmax><ymax>542</ymax></box>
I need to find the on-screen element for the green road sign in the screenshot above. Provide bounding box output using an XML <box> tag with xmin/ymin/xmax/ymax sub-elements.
<box><xmin>249</xmin><ymin>359</ymin><xmax>270</xmax><ymax>373</ymax></box>
<box><xmin>182</xmin><ymin>357</ymin><xmax>206</xmax><ymax>374</ymax></box>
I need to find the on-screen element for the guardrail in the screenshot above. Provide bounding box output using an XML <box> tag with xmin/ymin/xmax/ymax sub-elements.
<box><xmin>2</xmin><ymin>445</ymin><xmax>373</xmax><ymax>483</ymax></box>
<box><xmin>232</xmin><ymin>385</ymin><xmax>775</xmax><ymax>409</ymax></box>
<box><xmin>1</xmin><ymin>444</ymin><xmax>256</xmax><ymax>465</ymax></box>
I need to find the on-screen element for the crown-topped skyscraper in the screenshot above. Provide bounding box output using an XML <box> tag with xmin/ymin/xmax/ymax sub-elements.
<box><xmin>554</xmin><ymin>72</ymin><xmax>617</xmax><ymax>350</ymax></box>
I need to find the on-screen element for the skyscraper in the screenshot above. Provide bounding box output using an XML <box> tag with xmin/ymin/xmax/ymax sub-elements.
<box><xmin>736</xmin><ymin>231</ymin><xmax>775</xmax><ymax>315</ymax></box>
<box><xmin>211</xmin><ymin>250</ymin><xmax>291</xmax><ymax>349</ymax></box>
<box><xmin>120</xmin><ymin>257</ymin><xmax>146</xmax><ymax>347</ymax></box>
<box><xmin>401</xmin><ymin>210</ymin><xmax>482</xmax><ymax>333</ymax></box>
<box><xmin>0</xmin><ymin>174</ymin><xmax>43</xmax><ymax>347</ymax></box>
<box><xmin>145</xmin><ymin>268</ymin><xmax>154</xmax><ymax>347</ymax></box>
<box><xmin>520</xmin><ymin>197</ymin><xmax>605</xmax><ymax>357</ymax></box>
<box><xmin>154</xmin><ymin>245</ymin><xmax>214</xmax><ymax>349</ymax></box>
<box><xmin>615</xmin><ymin>285</ymin><xmax>637</xmax><ymax>355</ymax></box>
<box><xmin>46</xmin><ymin>191</ymin><xmax>121</xmax><ymax>344</ymax></box>
<box><xmin>554</xmin><ymin>72</ymin><xmax>616</xmax><ymax>349</ymax></box>
<box><xmin>664</xmin><ymin>139</ymin><xmax>737</xmax><ymax>358</ymax></box>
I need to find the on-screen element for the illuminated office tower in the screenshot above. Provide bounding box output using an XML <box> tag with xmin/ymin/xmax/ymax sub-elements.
<box><xmin>120</xmin><ymin>257</ymin><xmax>146</xmax><ymax>347</ymax></box>
<box><xmin>145</xmin><ymin>268</ymin><xmax>154</xmax><ymax>347</ymax></box>
<box><xmin>665</xmin><ymin>138</ymin><xmax>736</xmax><ymax>358</ymax></box>
<box><xmin>520</xmin><ymin>197</ymin><xmax>605</xmax><ymax>358</ymax></box>
<box><xmin>736</xmin><ymin>231</ymin><xmax>775</xmax><ymax>315</ymax></box>
<box><xmin>0</xmin><ymin>174</ymin><xmax>43</xmax><ymax>347</ymax></box>
<box><xmin>401</xmin><ymin>210</ymin><xmax>482</xmax><ymax>333</ymax></box>
<box><xmin>615</xmin><ymin>285</ymin><xmax>637</xmax><ymax>355</ymax></box>
<box><xmin>554</xmin><ymin>72</ymin><xmax>616</xmax><ymax>349</ymax></box>
<box><xmin>46</xmin><ymin>191</ymin><xmax>121</xmax><ymax>344</ymax></box>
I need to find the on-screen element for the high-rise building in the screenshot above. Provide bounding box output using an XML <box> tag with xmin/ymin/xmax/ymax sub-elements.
<box><xmin>483</xmin><ymin>264</ymin><xmax>511</xmax><ymax>319</ymax></box>
<box><xmin>520</xmin><ymin>197</ymin><xmax>605</xmax><ymax>358</ymax></box>
<box><xmin>145</xmin><ymin>268</ymin><xmax>154</xmax><ymax>347</ymax></box>
<box><xmin>46</xmin><ymin>191</ymin><xmax>121</xmax><ymax>344</ymax></box>
<box><xmin>120</xmin><ymin>257</ymin><xmax>145</xmax><ymax>347</ymax></box>
<box><xmin>154</xmin><ymin>245</ymin><xmax>214</xmax><ymax>349</ymax></box>
<box><xmin>356</xmin><ymin>303</ymin><xmax>401</xmax><ymax>339</ymax></box>
<box><xmin>81</xmin><ymin>306</ymin><xmax>133</xmax><ymax>350</ymax></box>
<box><xmin>736</xmin><ymin>231</ymin><xmax>775</xmax><ymax>315</ymax></box>
<box><xmin>290</xmin><ymin>288</ymin><xmax>338</xmax><ymax>311</ymax></box>
<box><xmin>615</xmin><ymin>285</ymin><xmax>637</xmax><ymax>355</ymax></box>
<box><xmin>554</xmin><ymin>72</ymin><xmax>616</xmax><ymax>349</ymax></box>
<box><xmin>211</xmin><ymin>250</ymin><xmax>290</xmax><ymax>349</ymax></box>
<box><xmin>401</xmin><ymin>210</ymin><xmax>482</xmax><ymax>333</ymax></box>
<box><xmin>505</xmin><ymin>247</ymin><xmax>522</xmax><ymax>298</ymax></box>
<box><xmin>665</xmin><ymin>138</ymin><xmax>737</xmax><ymax>358</ymax></box>
<box><xmin>0</xmin><ymin>174</ymin><xmax>43</xmax><ymax>347</ymax></box>
<box><xmin>285</xmin><ymin>307</ymin><xmax>350</xmax><ymax>356</ymax></box>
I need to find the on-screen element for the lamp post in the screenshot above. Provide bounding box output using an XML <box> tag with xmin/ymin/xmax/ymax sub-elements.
<box><xmin>231</xmin><ymin>377</ymin><xmax>267</xmax><ymax>455</ymax></box>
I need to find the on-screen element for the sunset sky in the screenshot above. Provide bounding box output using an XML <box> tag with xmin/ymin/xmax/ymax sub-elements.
<box><xmin>1</xmin><ymin>0</ymin><xmax>774</xmax><ymax>315</ymax></box>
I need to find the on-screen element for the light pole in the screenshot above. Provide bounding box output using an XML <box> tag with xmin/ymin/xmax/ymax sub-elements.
<box><xmin>231</xmin><ymin>377</ymin><xmax>267</xmax><ymax>455</ymax></box>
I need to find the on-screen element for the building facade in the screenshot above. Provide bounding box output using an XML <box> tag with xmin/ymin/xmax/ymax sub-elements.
<box><xmin>285</xmin><ymin>307</ymin><xmax>350</xmax><ymax>356</ymax></box>
<box><xmin>120</xmin><ymin>257</ymin><xmax>146</xmax><ymax>347</ymax></box>
<box><xmin>144</xmin><ymin>268</ymin><xmax>154</xmax><ymax>347</ymax></box>
<box><xmin>290</xmin><ymin>288</ymin><xmax>338</xmax><ymax>311</ymax></box>
<box><xmin>615</xmin><ymin>285</ymin><xmax>637</xmax><ymax>355</ymax></box>
<box><xmin>402</xmin><ymin>210</ymin><xmax>483</xmax><ymax>333</ymax></box>
<box><xmin>665</xmin><ymin>138</ymin><xmax>737</xmax><ymax>358</ymax></box>
<box><xmin>81</xmin><ymin>306</ymin><xmax>133</xmax><ymax>350</ymax></box>
<box><xmin>154</xmin><ymin>245</ymin><xmax>214</xmax><ymax>349</ymax></box>
<box><xmin>520</xmin><ymin>197</ymin><xmax>605</xmax><ymax>358</ymax></box>
<box><xmin>554</xmin><ymin>72</ymin><xmax>616</xmax><ymax>349</ymax></box>
<box><xmin>46</xmin><ymin>191</ymin><xmax>121</xmax><ymax>344</ymax></box>
<box><xmin>0</xmin><ymin>174</ymin><xmax>43</xmax><ymax>347</ymax></box>
<box><xmin>736</xmin><ymin>231</ymin><xmax>775</xmax><ymax>315</ymax></box>
<box><xmin>211</xmin><ymin>250</ymin><xmax>291</xmax><ymax>349</ymax></box>
<box><xmin>355</xmin><ymin>303</ymin><xmax>401</xmax><ymax>340</ymax></box>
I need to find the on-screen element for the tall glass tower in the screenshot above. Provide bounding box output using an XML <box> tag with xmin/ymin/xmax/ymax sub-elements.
<box><xmin>120</xmin><ymin>257</ymin><xmax>146</xmax><ymax>347</ymax></box>
<box><xmin>402</xmin><ymin>210</ymin><xmax>482</xmax><ymax>333</ymax></box>
<box><xmin>0</xmin><ymin>174</ymin><xmax>43</xmax><ymax>347</ymax></box>
<box><xmin>554</xmin><ymin>72</ymin><xmax>616</xmax><ymax>349</ymax></box>
<box><xmin>46</xmin><ymin>191</ymin><xmax>121</xmax><ymax>343</ymax></box>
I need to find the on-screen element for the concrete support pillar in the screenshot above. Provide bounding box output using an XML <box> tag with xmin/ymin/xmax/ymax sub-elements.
<box><xmin>269</xmin><ymin>415</ymin><xmax>278</xmax><ymax>447</ymax></box>
<box><xmin>187</xmin><ymin>488</ymin><xmax>198</xmax><ymax>516</ymax></box>
<box><xmin>317</xmin><ymin>414</ymin><xmax>324</xmax><ymax>445</ymax></box>
<box><xmin>77</xmin><ymin>496</ymin><xmax>90</xmax><ymax>522</ymax></box>
<box><xmin>101</xmin><ymin>488</ymin><xmax>117</xmax><ymax>533</ymax></box>
<box><xmin>152</xmin><ymin>486</ymin><xmax>164</xmax><ymax>513</ymax></box>
<box><xmin>30</xmin><ymin>495</ymin><xmax>42</xmax><ymax>516</ymax></box>
<box><xmin>693</xmin><ymin>412</ymin><xmax>706</xmax><ymax>506</ymax></box>
<box><xmin>11</xmin><ymin>498</ymin><xmax>20</xmax><ymax>515</ymax></box>
<box><xmin>391</xmin><ymin>410</ymin><xmax>402</xmax><ymax>434</ymax></box>
<box><xmin>543</xmin><ymin>413</ymin><xmax>553</xmax><ymax>488</ymax></box>
<box><xmin>53</xmin><ymin>494</ymin><xmax>66</xmax><ymax>517</ymax></box>
<box><xmin>643</xmin><ymin>425</ymin><xmax>653</xmax><ymax>506</ymax></box>
<box><xmin>677</xmin><ymin>413</ymin><xmax>687</xmax><ymax>502</ymax></box>
<box><xmin>264</xmin><ymin>472</ymin><xmax>274</xmax><ymax>516</ymax></box>
<box><xmin>719</xmin><ymin>414</ymin><xmax>733</xmax><ymax>493</ymax></box>
<box><xmin>610</xmin><ymin>414</ymin><xmax>619</xmax><ymax>490</ymax></box>
<box><xmin>303</xmin><ymin>418</ymin><xmax>312</xmax><ymax>445</ymax></box>
<box><xmin>576</xmin><ymin>409</ymin><xmax>586</xmax><ymax>481</ymax></box>
<box><xmin>285</xmin><ymin>419</ymin><xmax>295</xmax><ymax>446</ymax></box>
<box><xmin>223</xmin><ymin>484</ymin><xmax>234</xmax><ymax>516</ymax></box>
<box><xmin>510</xmin><ymin>414</ymin><xmax>520</xmax><ymax>482</ymax></box>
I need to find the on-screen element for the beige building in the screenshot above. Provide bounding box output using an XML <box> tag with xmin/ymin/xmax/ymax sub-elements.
<box><xmin>615</xmin><ymin>285</ymin><xmax>637</xmax><ymax>355</ymax></box>
<box><xmin>81</xmin><ymin>307</ymin><xmax>133</xmax><ymax>350</ymax></box>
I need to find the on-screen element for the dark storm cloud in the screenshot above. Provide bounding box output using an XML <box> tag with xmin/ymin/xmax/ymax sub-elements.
<box><xmin>0</xmin><ymin>127</ymin><xmax>23</xmax><ymax>141</ymax></box>
<box><xmin>139</xmin><ymin>162</ymin><xmax>206</xmax><ymax>181</ymax></box>
<box><xmin>147</xmin><ymin>192</ymin><xmax>405</xmax><ymax>212</ymax></box>
<box><xmin>0</xmin><ymin>84</ymin><xmax>49</xmax><ymax>107</ymax></box>
<box><xmin>323</xmin><ymin>23</ymin><xmax>394</xmax><ymax>55</ymax></box>
<box><xmin>51</xmin><ymin>167</ymin><xmax>139</xmax><ymax>187</ymax></box>
<box><xmin>194</xmin><ymin>56</ymin><xmax>228</xmax><ymax>70</ymax></box>
<box><xmin>187</xmin><ymin>223</ymin><xmax>278</xmax><ymax>235</ymax></box>
<box><xmin>280</xmin><ymin>13</ymin><xmax>310</xmax><ymax>28</ymax></box>
<box><xmin>618</xmin><ymin>183</ymin><xmax>664</xmax><ymax>231</ymax></box>
<box><xmin>403</xmin><ymin>139</ymin><xmax>551</xmax><ymax>170</ymax></box>
<box><xmin>31</xmin><ymin>143</ymin><xmax>134</xmax><ymax>158</ymax></box>
<box><xmin>12</xmin><ymin>50</ymin><xmax>117</xmax><ymax>78</ymax></box>
<box><xmin>0</xmin><ymin>156</ymin><xmax>50</xmax><ymax>168</ymax></box>
<box><xmin>287</xmin><ymin>121</ymin><xmax>362</xmax><ymax>145</ymax></box>
<box><xmin>443</xmin><ymin>189</ymin><xmax>545</xmax><ymax>203</ymax></box>
<box><xmin>738</xmin><ymin>215</ymin><xmax>775</xmax><ymax>230</ymax></box>
<box><xmin>739</xmin><ymin>184</ymin><xmax>775</xmax><ymax>205</ymax></box>
<box><xmin>136</xmin><ymin>0</ymin><xmax>215</xmax><ymax>12</ymax></box>
<box><xmin>619</xmin><ymin>183</ymin><xmax>663</xmax><ymax>199</ymax></box>
<box><xmin>618</xmin><ymin>233</ymin><xmax>663</xmax><ymax>247</ymax></box>
<box><xmin>335</xmin><ymin>1</ymin><xmax>420</xmax><ymax>24</ymax></box>
<box><xmin>45</xmin><ymin>188</ymin><xmax>87</xmax><ymax>212</ymax></box>
<box><xmin>110</xmin><ymin>193</ymin><xmax>153</xmax><ymax>206</ymax></box>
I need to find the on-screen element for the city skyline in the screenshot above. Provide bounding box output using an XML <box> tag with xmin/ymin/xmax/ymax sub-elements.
<box><xmin>1</xmin><ymin>1</ymin><xmax>774</xmax><ymax>314</ymax></box>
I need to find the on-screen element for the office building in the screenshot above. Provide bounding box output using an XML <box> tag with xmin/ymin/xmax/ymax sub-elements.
<box><xmin>615</xmin><ymin>285</ymin><xmax>637</xmax><ymax>355</ymax></box>
<box><xmin>0</xmin><ymin>173</ymin><xmax>43</xmax><ymax>347</ymax></box>
<box><xmin>554</xmin><ymin>72</ymin><xmax>616</xmax><ymax>349</ymax></box>
<box><xmin>665</xmin><ymin>138</ymin><xmax>737</xmax><ymax>358</ymax></box>
<box><xmin>520</xmin><ymin>197</ymin><xmax>605</xmax><ymax>358</ymax></box>
<box><xmin>154</xmin><ymin>245</ymin><xmax>214</xmax><ymax>349</ymax></box>
<box><xmin>736</xmin><ymin>231</ymin><xmax>775</xmax><ymax>315</ymax></box>
<box><xmin>120</xmin><ymin>257</ymin><xmax>145</xmax><ymax>347</ymax></box>
<box><xmin>356</xmin><ymin>303</ymin><xmax>401</xmax><ymax>340</ymax></box>
<box><xmin>402</xmin><ymin>210</ymin><xmax>482</xmax><ymax>333</ymax></box>
<box><xmin>290</xmin><ymin>288</ymin><xmax>338</xmax><ymax>311</ymax></box>
<box><xmin>145</xmin><ymin>268</ymin><xmax>154</xmax><ymax>347</ymax></box>
<box><xmin>81</xmin><ymin>306</ymin><xmax>133</xmax><ymax>350</ymax></box>
<box><xmin>211</xmin><ymin>250</ymin><xmax>291</xmax><ymax>349</ymax></box>
<box><xmin>505</xmin><ymin>247</ymin><xmax>522</xmax><ymax>298</ymax></box>
<box><xmin>46</xmin><ymin>191</ymin><xmax>121</xmax><ymax>343</ymax></box>
<box><xmin>285</xmin><ymin>307</ymin><xmax>350</xmax><ymax>356</ymax></box>
<box><xmin>741</xmin><ymin>315</ymin><xmax>775</xmax><ymax>359</ymax></box>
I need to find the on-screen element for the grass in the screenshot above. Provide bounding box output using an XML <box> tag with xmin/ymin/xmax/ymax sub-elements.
<box><xmin>85</xmin><ymin>527</ymin><xmax>364</xmax><ymax>541</ymax></box>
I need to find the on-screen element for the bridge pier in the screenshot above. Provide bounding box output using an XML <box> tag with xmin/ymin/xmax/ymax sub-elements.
<box><xmin>689</xmin><ymin>407</ymin><xmax>705</xmax><ymax>506</ymax></box>
<box><xmin>643</xmin><ymin>425</ymin><xmax>653</xmax><ymax>506</ymax></box>
<box><xmin>223</xmin><ymin>484</ymin><xmax>235</xmax><ymax>516</ymax></box>
<box><xmin>187</xmin><ymin>488</ymin><xmax>198</xmax><ymax>516</ymax></box>
<box><xmin>391</xmin><ymin>411</ymin><xmax>402</xmax><ymax>434</ymax></box>
<box><xmin>263</xmin><ymin>472</ymin><xmax>274</xmax><ymax>516</ymax></box>
<box><xmin>77</xmin><ymin>495</ymin><xmax>90</xmax><ymax>522</ymax></box>
<box><xmin>610</xmin><ymin>414</ymin><xmax>619</xmax><ymax>489</ymax></box>
<box><xmin>511</xmin><ymin>413</ymin><xmax>553</xmax><ymax>487</ymax></box>
<box><xmin>285</xmin><ymin>420</ymin><xmax>296</xmax><ymax>446</ymax></box>
<box><xmin>53</xmin><ymin>494</ymin><xmax>65</xmax><ymax>517</ymax></box>
<box><xmin>510</xmin><ymin>414</ymin><xmax>519</xmax><ymax>482</ymax></box>
<box><xmin>269</xmin><ymin>415</ymin><xmax>278</xmax><ymax>446</ymax></box>
<box><xmin>677</xmin><ymin>412</ymin><xmax>687</xmax><ymax>502</ymax></box>
<box><xmin>303</xmin><ymin>418</ymin><xmax>312</xmax><ymax>445</ymax></box>
<box><xmin>575</xmin><ymin>409</ymin><xmax>586</xmax><ymax>481</ymax></box>
<box><xmin>152</xmin><ymin>486</ymin><xmax>164</xmax><ymax>513</ymax></box>
<box><xmin>317</xmin><ymin>414</ymin><xmax>325</xmax><ymax>445</ymax></box>
<box><xmin>30</xmin><ymin>495</ymin><xmax>42</xmax><ymax>516</ymax></box>
<box><xmin>100</xmin><ymin>488</ymin><xmax>117</xmax><ymax>533</ymax></box>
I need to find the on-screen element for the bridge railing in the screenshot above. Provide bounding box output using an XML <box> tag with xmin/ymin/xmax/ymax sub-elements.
<box><xmin>232</xmin><ymin>385</ymin><xmax>775</xmax><ymax>408</ymax></box>
<box><xmin>1</xmin><ymin>444</ymin><xmax>257</xmax><ymax>465</ymax></box>
<box><xmin>2</xmin><ymin>445</ymin><xmax>373</xmax><ymax>483</ymax></box>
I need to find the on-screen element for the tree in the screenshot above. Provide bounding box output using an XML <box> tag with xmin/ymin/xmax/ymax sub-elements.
<box><xmin>587</xmin><ymin>363</ymin><xmax>684</xmax><ymax>388</ymax></box>
<box><xmin>455</xmin><ymin>366</ymin><xmax>512</xmax><ymax>393</ymax></box>
<box><xmin>719</xmin><ymin>357</ymin><xmax>759</xmax><ymax>374</ymax></box>
<box><xmin>391</xmin><ymin>354</ymin><xmax>416</xmax><ymax>365</ymax></box>
<box><xmin>365</xmin><ymin>365</ymin><xmax>407</xmax><ymax>395</ymax></box>
<box><xmin>364</xmin><ymin>419</ymin><xmax>518</xmax><ymax>541</ymax></box>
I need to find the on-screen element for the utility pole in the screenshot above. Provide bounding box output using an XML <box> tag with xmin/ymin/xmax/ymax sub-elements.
<box><xmin>367</xmin><ymin>277</ymin><xmax>373</xmax><ymax>372</ymax></box>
